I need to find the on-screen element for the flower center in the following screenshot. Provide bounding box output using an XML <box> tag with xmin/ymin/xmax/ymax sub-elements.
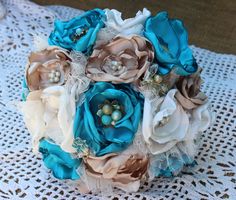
<box><xmin>48</xmin><ymin>69</ymin><xmax>61</xmax><ymax>83</ymax></box>
<box><xmin>71</xmin><ymin>27</ymin><xmax>88</xmax><ymax>42</ymax></box>
<box><xmin>110</xmin><ymin>60</ymin><xmax>123</xmax><ymax>71</ymax></box>
<box><xmin>97</xmin><ymin>100</ymin><xmax>124</xmax><ymax>127</ymax></box>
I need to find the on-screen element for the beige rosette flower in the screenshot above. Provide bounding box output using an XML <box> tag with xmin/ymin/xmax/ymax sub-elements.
<box><xmin>175</xmin><ymin>68</ymin><xmax>207</xmax><ymax>109</ymax></box>
<box><xmin>86</xmin><ymin>35</ymin><xmax>154</xmax><ymax>83</ymax></box>
<box><xmin>26</xmin><ymin>47</ymin><xmax>71</xmax><ymax>91</ymax></box>
<box><xmin>84</xmin><ymin>150</ymin><xmax>149</xmax><ymax>192</ymax></box>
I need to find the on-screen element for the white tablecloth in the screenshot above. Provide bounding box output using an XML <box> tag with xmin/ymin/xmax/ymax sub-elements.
<box><xmin>0</xmin><ymin>0</ymin><xmax>235</xmax><ymax>199</ymax></box>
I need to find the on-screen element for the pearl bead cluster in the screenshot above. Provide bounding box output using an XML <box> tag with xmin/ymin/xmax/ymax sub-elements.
<box><xmin>48</xmin><ymin>69</ymin><xmax>61</xmax><ymax>83</ymax></box>
<box><xmin>111</xmin><ymin>60</ymin><xmax>123</xmax><ymax>71</ymax></box>
<box><xmin>97</xmin><ymin>100</ymin><xmax>123</xmax><ymax>126</ymax></box>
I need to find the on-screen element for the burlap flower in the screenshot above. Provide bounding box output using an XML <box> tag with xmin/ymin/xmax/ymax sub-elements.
<box><xmin>86</xmin><ymin>35</ymin><xmax>154</xmax><ymax>83</ymax></box>
<box><xmin>175</xmin><ymin>68</ymin><xmax>207</xmax><ymax>110</ymax></box>
<box><xmin>26</xmin><ymin>47</ymin><xmax>71</xmax><ymax>91</ymax></box>
<box><xmin>84</xmin><ymin>151</ymin><xmax>149</xmax><ymax>192</ymax></box>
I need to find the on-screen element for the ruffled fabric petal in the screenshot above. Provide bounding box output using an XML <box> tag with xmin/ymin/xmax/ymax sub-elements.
<box><xmin>39</xmin><ymin>139</ymin><xmax>81</xmax><ymax>180</ymax></box>
<box><xmin>144</xmin><ymin>11</ymin><xmax>198</xmax><ymax>75</ymax></box>
<box><xmin>48</xmin><ymin>9</ymin><xmax>105</xmax><ymax>54</ymax></box>
<box><xmin>104</xmin><ymin>8</ymin><xmax>151</xmax><ymax>36</ymax></box>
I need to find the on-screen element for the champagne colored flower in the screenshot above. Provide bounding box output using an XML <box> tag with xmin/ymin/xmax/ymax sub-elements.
<box><xmin>86</xmin><ymin>35</ymin><xmax>154</xmax><ymax>84</ymax></box>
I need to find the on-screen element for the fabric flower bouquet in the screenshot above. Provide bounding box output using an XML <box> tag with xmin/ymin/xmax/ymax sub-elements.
<box><xmin>19</xmin><ymin>8</ymin><xmax>214</xmax><ymax>193</ymax></box>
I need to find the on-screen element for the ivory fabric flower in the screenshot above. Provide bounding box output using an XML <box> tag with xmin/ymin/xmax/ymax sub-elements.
<box><xmin>84</xmin><ymin>149</ymin><xmax>149</xmax><ymax>192</ymax></box>
<box><xmin>19</xmin><ymin>86</ymin><xmax>76</xmax><ymax>153</ymax></box>
<box><xmin>104</xmin><ymin>8</ymin><xmax>151</xmax><ymax>36</ymax></box>
<box><xmin>26</xmin><ymin>47</ymin><xmax>71</xmax><ymax>91</ymax></box>
<box><xmin>86</xmin><ymin>36</ymin><xmax>154</xmax><ymax>84</ymax></box>
<box><xmin>175</xmin><ymin>68</ymin><xmax>208</xmax><ymax>110</ymax></box>
<box><xmin>142</xmin><ymin>89</ymin><xmax>189</xmax><ymax>155</ymax></box>
<box><xmin>144</xmin><ymin>11</ymin><xmax>198</xmax><ymax>76</ymax></box>
<box><xmin>48</xmin><ymin>9</ymin><xmax>105</xmax><ymax>54</ymax></box>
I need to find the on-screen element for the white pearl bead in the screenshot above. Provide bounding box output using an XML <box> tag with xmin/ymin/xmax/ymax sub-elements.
<box><xmin>49</xmin><ymin>78</ymin><xmax>54</xmax><ymax>83</ymax></box>
<box><xmin>51</xmin><ymin>69</ymin><xmax>56</xmax><ymax>74</ymax></box>
<box><xmin>53</xmin><ymin>76</ymin><xmax>60</xmax><ymax>83</ymax></box>
<box><xmin>111</xmin><ymin>61</ymin><xmax>118</xmax><ymax>66</ymax></box>
<box><xmin>117</xmin><ymin>65</ymin><xmax>122</xmax><ymax>70</ymax></box>
<box><xmin>55</xmin><ymin>71</ymin><xmax>61</xmax><ymax>77</ymax></box>
<box><xmin>48</xmin><ymin>73</ymin><xmax>54</xmax><ymax>79</ymax></box>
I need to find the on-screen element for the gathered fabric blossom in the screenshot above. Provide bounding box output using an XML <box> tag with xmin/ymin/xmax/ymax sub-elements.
<box><xmin>144</xmin><ymin>11</ymin><xmax>198</xmax><ymax>76</ymax></box>
<box><xmin>19</xmin><ymin>7</ymin><xmax>214</xmax><ymax>194</ymax></box>
<box><xmin>26</xmin><ymin>47</ymin><xmax>71</xmax><ymax>91</ymax></box>
<box><xmin>86</xmin><ymin>35</ymin><xmax>154</xmax><ymax>84</ymax></box>
<box><xmin>175</xmin><ymin>68</ymin><xmax>208</xmax><ymax>110</ymax></box>
<box><xmin>48</xmin><ymin>9</ymin><xmax>105</xmax><ymax>54</ymax></box>
<box><xmin>104</xmin><ymin>8</ymin><xmax>151</xmax><ymax>36</ymax></box>
<box><xmin>19</xmin><ymin>86</ymin><xmax>76</xmax><ymax>153</ymax></box>
<box><xmin>73</xmin><ymin>82</ymin><xmax>143</xmax><ymax>156</ymax></box>
<box><xmin>84</xmin><ymin>149</ymin><xmax>149</xmax><ymax>192</ymax></box>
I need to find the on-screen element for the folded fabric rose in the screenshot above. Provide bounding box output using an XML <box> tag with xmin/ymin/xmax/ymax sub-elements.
<box><xmin>144</xmin><ymin>11</ymin><xmax>198</xmax><ymax>76</ymax></box>
<box><xmin>84</xmin><ymin>149</ymin><xmax>149</xmax><ymax>192</ymax></box>
<box><xmin>19</xmin><ymin>86</ymin><xmax>76</xmax><ymax>153</ymax></box>
<box><xmin>48</xmin><ymin>9</ymin><xmax>105</xmax><ymax>54</ymax></box>
<box><xmin>26</xmin><ymin>47</ymin><xmax>71</xmax><ymax>91</ymax></box>
<box><xmin>39</xmin><ymin>139</ymin><xmax>81</xmax><ymax>180</ymax></box>
<box><xmin>104</xmin><ymin>8</ymin><xmax>151</xmax><ymax>36</ymax></box>
<box><xmin>142</xmin><ymin>89</ymin><xmax>189</xmax><ymax>155</ymax></box>
<box><xmin>175</xmin><ymin>68</ymin><xmax>208</xmax><ymax>109</ymax></box>
<box><xmin>86</xmin><ymin>36</ymin><xmax>154</xmax><ymax>84</ymax></box>
<box><xmin>73</xmin><ymin>82</ymin><xmax>143</xmax><ymax>156</ymax></box>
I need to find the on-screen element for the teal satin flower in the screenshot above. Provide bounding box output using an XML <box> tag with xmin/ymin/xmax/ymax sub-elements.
<box><xmin>48</xmin><ymin>9</ymin><xmax>105</xmax><ymax>54</ymax></box>
<box><xmin>73</xmin><ymin>82</ymin><xmax>143</xmax><ymax>156</ymax></box>
<box><xmin>39</xmin><ymin>139</ymin><xmax>81</xmax><ymax>180</ymax></box>
<box><xmin>144</xmin><ymin>11</ymin><xmax>198</xmax><ymax>76</ymax></box>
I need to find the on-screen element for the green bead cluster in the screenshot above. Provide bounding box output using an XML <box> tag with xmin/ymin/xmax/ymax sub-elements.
<box><xmin>97</xmin><ymin>100</ymin><xmax>123</xmax><ymax>126</ymax></box>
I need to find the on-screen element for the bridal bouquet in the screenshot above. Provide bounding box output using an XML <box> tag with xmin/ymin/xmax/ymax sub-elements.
<box><xmin>19</xmin><ymin>8</ymin><xmax>213</xmax><ymax>193</ymax></box>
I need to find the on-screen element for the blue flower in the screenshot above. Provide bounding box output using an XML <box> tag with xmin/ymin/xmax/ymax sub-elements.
<box><xmin>144</xmin><ymin>11</ymin><xmax>198</xmax><ymax>76</ymax></box>
<box><xmin>48</xmin><ymin>9</ymin><xmax>105</xmax><ymax>54</ymax></box>
<box><xmin>39</xmin><ymin>139</ymin><xmax>81</xmax><ymax>180</ymax></box>
<box><xmin>73</xmin><ymin>82</ymin><xmax>143</xmax><ymax>156</ymax></box>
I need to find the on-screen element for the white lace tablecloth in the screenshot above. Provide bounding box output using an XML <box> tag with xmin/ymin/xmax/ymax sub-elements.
<box><xmin>0</xmin><ymin>0</ymin><xmax>235</xmax><ymax>199</ymax></box>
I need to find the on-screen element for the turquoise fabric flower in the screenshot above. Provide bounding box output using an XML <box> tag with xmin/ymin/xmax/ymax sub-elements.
<box><xmin>39</xmin><ymin>139</ymin><xmax>81</xmax><ymax>180</ymax></box>
<box><xmin>48</xmin><ymin>9</ymin><xmax>105</xmax><ymax>54</ymax></box>
<box><xmin>144</xmin><ymin>11</ymin><xmax>198</xmax><ymax>75</ymax></box>
<box><xmin>21</xmin><ymin>78</ymin><xmax>29</xmax><ymax>101</ymax></box>
<box><xmin>73</xmin><ymin>82</ymin><xmax>143</xmax><ymax>156</ymax></box>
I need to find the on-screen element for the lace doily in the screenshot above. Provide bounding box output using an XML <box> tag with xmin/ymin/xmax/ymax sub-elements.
<box><xmin>0</xmin><ymin>0</ymin><xmax>235</xmax><ymax>199</ymax></box>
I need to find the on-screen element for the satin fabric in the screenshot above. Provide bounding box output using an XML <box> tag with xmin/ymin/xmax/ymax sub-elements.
<box><xmin>73</xmin><ymin>82</ymin><xmax>143</xmax><ymax>156</ymax></box>
<box><xmin>39</xmin><ymin>139</ymin><xmax>81</xmax><ymax>180</ymax></box>
<box><xmin>48</xmin><ymin>9</ymin><xmax>105</xmax><ymax>54</ymax></box>
<box><xmin>21</xmin><ymin>78</ymin><xmax>29</xmax><ymax>101</ymax></box>
<box><xmin>144</xmin><ymin>11</ymin><xmax>198</xmax><ymax>76</ymax></box>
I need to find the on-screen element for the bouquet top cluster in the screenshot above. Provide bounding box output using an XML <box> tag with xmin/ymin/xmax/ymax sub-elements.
<box><xmin>20</xmin><ymin>8</ymin><xmax>213</xmax><ymax>193</ymax></box>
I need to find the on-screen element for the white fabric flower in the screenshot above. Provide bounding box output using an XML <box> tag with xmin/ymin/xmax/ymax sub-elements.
<box><xmin>104</xmin><ymin>8</ymin><xmax>151</xmax><ymax>36</ymax></box>
<box><xmin>142</xmin><ymin>89</ymin><xmax>189</xmax><ymax>155</ymax></box>
<box><xmin>19</xmin><ymin>86</ymin><xmax>77</xmax><ymax>153</ymax></box>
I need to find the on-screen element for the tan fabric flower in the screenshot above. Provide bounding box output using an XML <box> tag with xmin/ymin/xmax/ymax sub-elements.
<box><xmin>84</xmin><ymin>151</ymin><xmax>149</xmax><ymax>192</ymax></box>
<box><xmin>26</xmin><ymin>47</ymin><xmax>71</xmax><ymax>91</ymax></box>
<box><xmin>86</xmin><ymin>35</ymin><xmax>154</xmax><ymax>84</ymax></box>
<box><xmin>175</xmin><ymin>68</ymin><xmax>207</xmax><ymax>109</ymax></box>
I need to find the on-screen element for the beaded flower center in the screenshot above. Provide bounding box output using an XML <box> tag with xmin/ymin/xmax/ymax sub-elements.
<box><xmin>97</xmin><ymin>100</ymin><xmax>124</xmax><ymax>127</ymax></box>
<box><xmin>48</xmin><ymin>69</ymin><xmax>61</xmax><ymax>83</ymax></box>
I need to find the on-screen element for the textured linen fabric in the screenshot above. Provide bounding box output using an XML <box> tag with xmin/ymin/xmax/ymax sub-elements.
<box><xmin>0</xmin><ymin>0</ymin><xmax>235</xmax><ymax>199</ymax></box>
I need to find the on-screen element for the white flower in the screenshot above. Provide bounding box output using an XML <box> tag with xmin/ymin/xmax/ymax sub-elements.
<box><xmin>19</xmin><ymin>86</ymin><xmax>77</xmax><ymax>153</ymax></box>
<box><xmin>142</xmin><ymin>88</ymin><xmax>214</xmax><ymax>156</ymax></box>
<box><xmin>104</xmin><ymin>8</ymin><xmax>151</xmax><ymax>36</ymax></box>
<box><xmin>142</xmin><ymin>89</ymin><xmax>189</xmax><ymax>155</ymax></box>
